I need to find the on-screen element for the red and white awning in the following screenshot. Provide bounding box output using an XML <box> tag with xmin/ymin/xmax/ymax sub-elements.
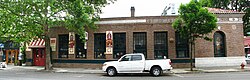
<box><xmin>29</xmin><ymin>38</ymin><xmax>45</xmax><ymax>48</ymax></box>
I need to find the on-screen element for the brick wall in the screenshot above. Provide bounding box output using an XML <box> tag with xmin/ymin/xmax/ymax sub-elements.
<box><xmin>44</xmin><ymin>14</ymin><xmax>245</xmax><ymax>68</ymax></box>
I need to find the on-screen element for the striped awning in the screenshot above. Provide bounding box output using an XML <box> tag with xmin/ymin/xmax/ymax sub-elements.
<box><xmin>29</xmin><ymin>38</ymin><xmax>45</xmax><ymax>48</ymax></box>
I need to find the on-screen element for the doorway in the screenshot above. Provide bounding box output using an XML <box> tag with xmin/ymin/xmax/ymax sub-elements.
<box><xmin>5</xmin><ymin>50</ymin><xmax>19</xmax><ymax>64</ymax></box>
<box><xmin>33</xmin><ymin>48</ymin><xmax>46</xmax><ymax>66</ymax></box>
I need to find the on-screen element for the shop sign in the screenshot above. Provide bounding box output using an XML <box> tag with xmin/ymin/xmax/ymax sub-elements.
<box><xmin>106</xmin><ymin>31</ymin><xmax>113</xmax><ymax>54</ymax></box>
<box><xmin>69</xmin><ymin>32</ymin><xmax>75</xmax><ymax>54</ymax></box>
<box><xmin>50</xmin><ymin>38</ymin><xmax>56</xmax><ymax>51</ymax></box>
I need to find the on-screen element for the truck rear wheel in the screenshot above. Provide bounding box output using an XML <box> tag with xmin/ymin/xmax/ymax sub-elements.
<box><xmin>107</xmin><ymin>67</ymin><xmax>117</xmax><ymax>76</ymax></box>
<box><xmin>150</xmin><ymin>67</ymin><xmax>162</xmax><ymax>76</ymax></box>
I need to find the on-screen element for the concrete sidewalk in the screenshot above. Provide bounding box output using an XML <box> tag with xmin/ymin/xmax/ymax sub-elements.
<box><xmin>1</xmin><ymin>64</ymin><xmax>250</xmax><ymax>74</ymax></box>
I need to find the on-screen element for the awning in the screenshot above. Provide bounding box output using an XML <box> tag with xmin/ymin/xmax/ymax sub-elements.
<box><xmin>244</xmin><ymin>37</ymin><xmax>250</xmax><ymax>48</ymax></box>
<box><xmin>29</xmin><ymin>38</ymin><xmax>45</xmax><ymax>48</ymax></box>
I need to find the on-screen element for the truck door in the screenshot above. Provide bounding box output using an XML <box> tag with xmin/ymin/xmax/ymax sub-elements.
<box><xmin>130</xmin><ymin>55</ymin><xmax>144</xmax><ymax>72</ymax></box>
<box><xmin>117</xmin><ymin>55</ymin><xmax>132</xmax><ymax>72</ymax></box>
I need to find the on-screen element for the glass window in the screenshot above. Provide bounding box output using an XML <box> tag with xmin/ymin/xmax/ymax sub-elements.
<box><xmin>175</xmin><ymin>32</ymin><xmax>189</xmax><ymax>58</ymax></box>
<box><xmin>113</xmin><ymin>33</ymin><xmax>126</xmax><ymax>59</ymax></box>
<box><xmin>121</xmin><ymin>55</ymin><xmax>131</xmax><ymax>61</ymax></box>
<box><xmin>132</xmin><ymin>55</ymin><xmax>142</xmax><ymax>61</ymax></box>
<box><xmin>94</xmin><ymin>33</ymin><xmax>106</xmax><ymax>59</ymax></box>
<box><xmin>133</xmin><ymin>32</ymin><xmax>147</xmax><ymax>58</ymax></box>
<box><xmin>58</xmin><ymin>34</ymin><xmax>69</xmax><ymax>58</ymax></box>
<box><xmin>154</xmin><ymin>32</ymin><xmax>168</xmax><ymax>59</ymax></box>
<box><xmin>214</xmin><ymin>31</ymin><xmax>226</xmax><ymax>57</ymax></box>
<box><xmin>75</xmin><ymin>35</ymin><xmax>87</xmax><ymax>58</ymax></box>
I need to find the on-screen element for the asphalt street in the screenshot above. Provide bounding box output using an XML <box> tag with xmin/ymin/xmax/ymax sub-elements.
<box><xmin>0</xmin><ymin>69</ymin><xmax>250</xmax><ymax>80</ymax></box>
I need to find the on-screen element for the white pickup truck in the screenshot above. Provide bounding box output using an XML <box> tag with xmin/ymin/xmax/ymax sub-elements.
<box><xmin>102</xmin><ymin>53</ymin><xmax>172</xmax><ymax>76</ymax></box>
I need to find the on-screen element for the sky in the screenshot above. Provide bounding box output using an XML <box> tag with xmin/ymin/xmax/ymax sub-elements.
<box><xmin>100</xmin><ymin>0</ymin><xmax>191</xmax><ymax>18</ymax></box>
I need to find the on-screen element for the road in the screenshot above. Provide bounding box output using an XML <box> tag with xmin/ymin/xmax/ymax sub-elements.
<box><xmin>0</xmin><ymin>69</ymin><xmax>249</xmax><ymax>80</ymax></box>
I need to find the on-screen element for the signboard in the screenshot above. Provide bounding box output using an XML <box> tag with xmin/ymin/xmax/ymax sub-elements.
<box><xmin>0</xmin><ymin>43</ymin><xmax>4</xmax><ymax>48</ymax></box>
<box><xmin>106</xmin><ymin>31</ymin><xmax>113</xmax><ymax>54</ymax></box>
<box><xmin>69</xmin><ymin>32</ymin><xmax>75</xmax><ymax>54</ymax></box>
<box><xmin>50</xmin><ymin>38</ymin><xmax>56</xmax><ymax>51</ymax></box>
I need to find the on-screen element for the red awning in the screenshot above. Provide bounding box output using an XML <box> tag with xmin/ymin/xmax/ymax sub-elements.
<box><xmin>244</xmin><ymin>37</ymin><xmax>250</xmax><ymax>48</ymax></box>
<box><xmin>29</xmin><ymin>38</ymin><xmax>45</xmax><ymax>48</ymax></box>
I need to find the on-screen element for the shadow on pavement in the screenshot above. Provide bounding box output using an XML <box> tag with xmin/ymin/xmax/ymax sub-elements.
<box><xmin>101</xmin><ymin>73</ymin><xmax>173</xmax><ymax>77</ymax></box>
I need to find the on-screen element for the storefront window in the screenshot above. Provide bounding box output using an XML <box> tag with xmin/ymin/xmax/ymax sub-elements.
<box><xmin>133</xmin><ymin>32</ymin><xmax>147</xmax><ymax>58</ymax></box>
<box><xmin>214</xmin><ymin>31</ymin><xmax>226</xmax><ymax>57</ymax></box>
<box><xmin>94</xmin><ymin>33</ymin><xmax>106</xmax><ymax>59</ymax></box>
<box><xmin>75</xmin><ymin>35</ymin><xmax>87</xmax><ymax>58</ymax></box>
<box><xmin>58</xmin><ymin>35</ymin><xmax>69</xmax><ymax>58</ymax></box>
<box><xmin>154</xmin><ymin>32</ymin><xmax>168</xmax><ymax>59</ymax></box>
<box><xmin>175</xmin><ymin>32</ymin><xmax>189</xmax><ymax>58</ymax></box>
<box><xmin>113</xmin><ymin>33</ymin><xmax>126</xmax><ymax>59</ymax></box>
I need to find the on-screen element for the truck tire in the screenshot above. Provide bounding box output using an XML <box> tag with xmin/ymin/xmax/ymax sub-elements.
<box><xmin>107</xmin><ymin>67</ymin><xmax>117</xmax><ymax>76</ymax></box>
<box><xmin>150</xmin><ymin>67</ymin><xmax>162</xmax><ymax>76</ymax></box>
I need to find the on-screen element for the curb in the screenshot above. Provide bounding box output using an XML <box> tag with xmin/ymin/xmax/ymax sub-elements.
<box><xmin>172</xmin><ymin>69</ymin><xmax>250</xmax><ymax>74</ymax></box>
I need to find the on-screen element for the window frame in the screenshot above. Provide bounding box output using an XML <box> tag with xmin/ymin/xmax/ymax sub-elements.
<box><xmin>154</xmin><ymin>32</ymin><xmax>168</xmax><ymax>59</ymax></box>
<box><xmin>58</xmin><ymin>34</ymin><xmax>69</xmax><ymax>58</ymax></box>
<box><xmin>214</xmin><ymin>31</ymin><xmax>226</xmax><ymax>57</ymax></box>
<box><xmin>94</xmin><ymin>33</ymin><xmax>106</xmax><ymax>59</ymax></box>
<box><xmin>133</xmin><ymin>32</ymin><xmax>147</xmax><ymax>58</ymax></box>
<box><xmin>175</xmin><ymin>32</ymin><xmax>189</xmax><ymax>58</ymax></box>
<box><xmin>75</xmin><ymin>35</ymin><xmax>87</xmax><ymax>58</ymax></box>
<box><xmin>113</xmin><ymin>33</ymin><xmax>126</xmax><ymax>59</ymax></box>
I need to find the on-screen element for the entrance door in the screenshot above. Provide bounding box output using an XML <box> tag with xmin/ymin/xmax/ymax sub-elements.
<box><xmin>5</xmin><ymin>50</ymin><xmax>18</xmax><ymax>64</ymax></box>
<box><xmin>33</xmin><ymin>48</ymin><xmax>45</xmax><ymax>66</ymax></box>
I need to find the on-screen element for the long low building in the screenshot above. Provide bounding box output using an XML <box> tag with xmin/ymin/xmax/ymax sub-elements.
<box><xmin>25</xmin><ymin>8</ymin><xmax>246</xmax><ymax>68</ymax></box>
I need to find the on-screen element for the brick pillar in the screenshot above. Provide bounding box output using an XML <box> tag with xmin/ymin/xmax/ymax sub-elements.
<box><xmin>147</xmin><ymin>31</ymin><xmax>154</xmax><ymax>59</ymax></box>
<box><xmin>127</xmin><ymin>31</ymin><xmax>133</xmax><ymax>53</ymax></box>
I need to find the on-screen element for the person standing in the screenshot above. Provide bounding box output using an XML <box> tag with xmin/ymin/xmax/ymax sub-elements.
<box><xmin>18</xmin><ymin>52</ymin><xmax>23</xmax><ymax>66</ymax></box>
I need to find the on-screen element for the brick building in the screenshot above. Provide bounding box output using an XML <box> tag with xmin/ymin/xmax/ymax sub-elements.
<box><xmin>25</xmin><ymin>8</ymin><xmax>246</xmax><ymax>68</ymax></box>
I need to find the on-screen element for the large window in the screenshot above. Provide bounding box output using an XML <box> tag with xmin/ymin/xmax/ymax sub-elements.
<box><xmin>113</xmin><ymin>33</ymin><xmax>126</xmax><ymax>59</ymax></box>
<box><xmin>58</xmin><ymin>34</ymin><xmax>69</xmax><ymax>58</ymax></box>
<box><xmin>154</xmin><ymin>32</ymin><xmax>168</xmax><ymax>59</ymax></box>
<box><xmin>75</xmin><ymin>35</ymin><xmax>87</xmax><ymax>58</ymax></box>
<box><xmin>175</xmin><ymin>32</ymin><xmax>189</xmax><ymax>58</ymax></box>
<box><xmin>214</xmin><ymin>31</ymin><xmax>226</xmax><ymax>57</ymax></box>
<box><xmin>133</xmin><ymin>32</ymin><xmax>147</xmax><ymax>58</ymax></box>
<box><xmin>94</xmin><ymin>33</ymin><xmax>106</xmax><ymax>59</ymax></box>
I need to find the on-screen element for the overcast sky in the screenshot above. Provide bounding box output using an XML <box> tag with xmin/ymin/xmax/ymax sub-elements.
<box><xmin>100</xmin><ymin>0</ymin><xmax>191</xmax><ymax>18</ymax></box>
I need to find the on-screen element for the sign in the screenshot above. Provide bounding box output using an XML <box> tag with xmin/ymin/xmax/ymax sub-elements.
<box><xmin>69</xmin><ymin>32</ymin><xmax>75</xmax><ymax>54</ymax></box>
<box><xmin>0</xmin><ymin>43</ymin><xmax>4</xmax><ymax>48</ymax></box>
<box><xmin>50</xmin><ymin>38</ymin><xmax>56</xmax><ymax>51</ymax></box>
<box><xmin>106</xmin><ymin>31</ymin><xmax>113</xmax><ymax>54</ymax></box>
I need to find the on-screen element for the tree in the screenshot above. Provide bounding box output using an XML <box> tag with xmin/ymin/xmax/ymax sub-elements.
<box><xmin>243</xmin><ymin>8</ymin><xmax>250</xmax><ymax>35</ymax></box>
<box><xmin>0</xmin><ymin>0</ymin><xmax>115</xmax><ymax>70</ymax></box>
<box><xmin>200</xmin><ymin>0</ymin><xmax>230</xmax><ymax>9</ymax></box>
<box><xmin>172</xmin><ymin>0</ymin><xmax>217</xmax><ymax>71</ymax></box>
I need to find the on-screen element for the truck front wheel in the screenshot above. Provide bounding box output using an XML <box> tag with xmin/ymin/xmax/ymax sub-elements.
<box><xmin>150</xmin><ymin>67</ymin><xmax>162</xmax><ymax>76</ymax></box>
<box><xmin>107</xmin><ymin>67</ymin><xmax>117</xmax><ymax>76</ymax></box>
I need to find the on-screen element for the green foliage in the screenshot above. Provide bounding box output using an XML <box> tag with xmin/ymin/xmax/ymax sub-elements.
<box><xmin>0</xmin><ymin>0</ymin><xmax>115</xmax><ymax>43</ymax></box>
<box><xmin>199</xmin><ymin>0</ymin><xmax>211</xmax><ymax>7</ymax></box>
<box><xmin>172</xmin><ymin>0</ymin><xmax>217</xmax><ymax>42</ymax></box>
<box><xmin>0</xmin><ymin>0</ymin><xmax>115</xmax><ymax>70</ymax></box>
<box><xmin>243</xmin><ymin>8</ymin><xmax>250</xmax><ymax>35</ymax></box>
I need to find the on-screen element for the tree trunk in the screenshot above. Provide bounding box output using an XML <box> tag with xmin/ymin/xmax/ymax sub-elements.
<box><xmin>190</xmin><ymin>42</ymin><xmax>193</xmax><ymax>71</ymax></box>
<box><xmin>44</xmin><ymin>25</ymin><xmax>52</xmax><ymax>70</ymax></box>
